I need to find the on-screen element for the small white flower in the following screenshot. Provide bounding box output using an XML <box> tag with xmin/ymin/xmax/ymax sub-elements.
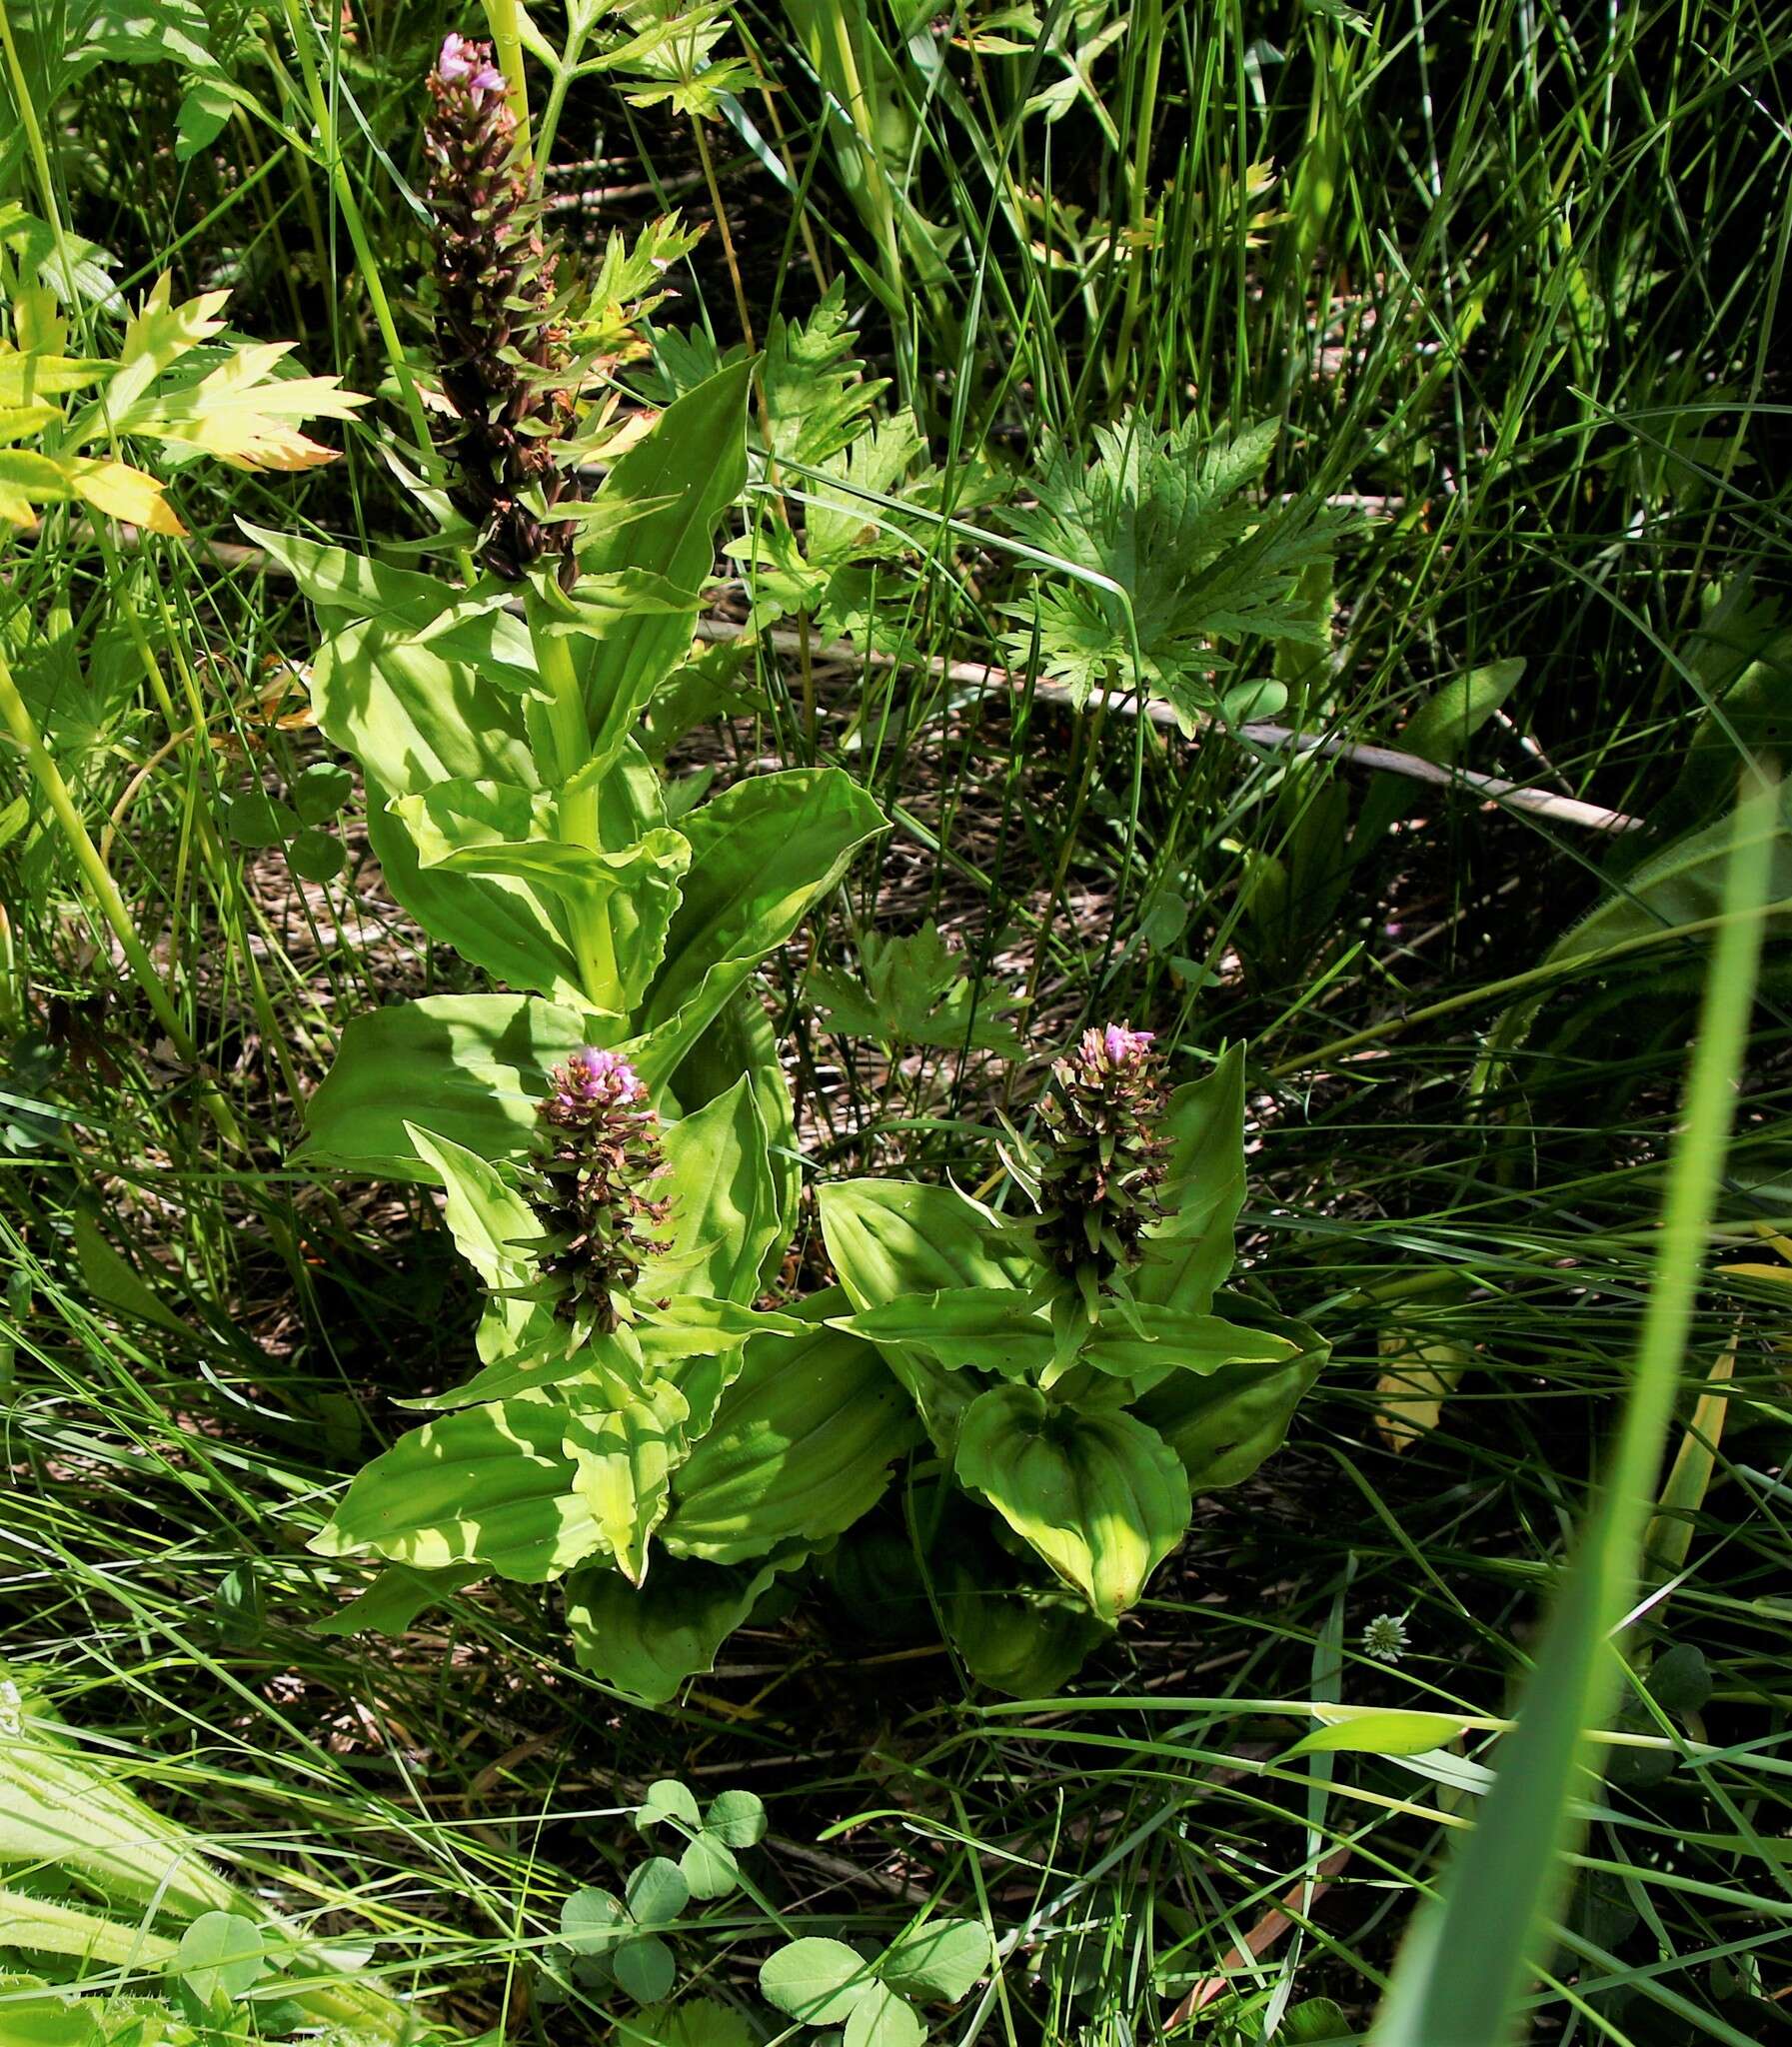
<box><xmin>0</xmin><ymin>1679</ymin><xmax>23</xmax><ymax>1739</ymax></box>
<box><xmin>1362</xmin><ymin>1613</ymin><xmax>1410</xmax><ymax>1664</ymax></box>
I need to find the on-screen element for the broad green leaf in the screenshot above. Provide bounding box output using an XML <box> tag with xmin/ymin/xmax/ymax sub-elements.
<box><xmin>638</xmin><ymin>769</ymin><xmax>887</xmax><ymax>1074</ymax></box>
<box><xmin>1136</xmin><ymin>1044</ymin><xmax>1246</xmax><ymax>1313</ymax></box>
<box><xmin>565</xmin><ymin>1543</ymin><xmax>810</xmax><ymax>1704</ymax></box>
<box><xmin>680</xmin><ymin>1832</ymin><xmax>742</xmax><ymax>1902</ymax></box>
<box><xmin>845</xmin><ymin>1984</ymin><xmax>924</xmax><ymax>2047</ymax></box>
<box><xmin>308</xmin><ymin>619</ymin><xmax>538</xmax><ymax>798</ymax></box>
<box><xmin>0</xmin><ymin>1706</ymin><xmax>238</xmax><ymax>1922</ymax></box>
<box><xmin>818</xmin><ymin>1179</ymin><xmax>1037</xmax><ymax>1453</ymax></box>
<box><xmin>642</xmin><ymin>1076</ymin><xmax>782</xmax><ymax>1304</ymax></box>
<box><xmin>72</xmin><ymin>1212</ymin><xmax>185</xmax><ymax>1333</ymax></box>
<box><xmin>940</xmin><ymin>1579</ymin><xmax>1112</xmax><ymax>1698</ymax></box>
<box><xmin>393</xmin><ymin>777</ymin><xmax>691</xmax><ymax>1010</ymax></box>
<box><xmin>1288</xmin><ymin>1710</ymin><xmax>1471</xmax><ymax>1760</ymax></box>
<box><xmin>638</xmin><ymin>1780</ymin><xmax>702</xmax><ymax>1831</ymax></box>
<box><xmin>662</xmin><ymin>1294</ymin><xmax>919</xmax><ymax>1564</ymax></box>
<box><xmin>311</xmin><ymin>1562</ymin><xmax>482</xmax><ymax>1638</ymax></box>
<box><xmin>810</xmin><ymin>922</ymin><xmax>1022</xmax><ymax>1055</ymax></box>
<box><xmin>1079</xmin><ymin>1303</ymin><xmax>1299</xmax><ymax>1384</ymax></box>
<box><xmin>309</xmin><ymin>1398</ymin><xmax>601</xmax><ymax>1583</ymax></box>
<box><xmin>952</xmin><ymin>1386</ymin><xmax>1190</xmax><ymax>1620</ymax></box>
<box><xmin>0</xmin><ymin>1981</ymin><xmax>105</xmax><ymax>2046</ymax></box>
<box><xmin>175</xmin><ymin>1912</ymin><xmax>265</xmax><ymax>2006</ymax></box>
<box><xmin>302</xmin><ymin>994</ymin><xmax>599</xmax><ymax>1179</ymax></box>
<box><xmin>829</xmin><ymin>1289</ymin><xmax>1054</xmax><ymax>1376</ymax></box>
<box><xmin>405</xmin><ymin>1125</ymin><xmax>543</xmax><ymax>1289</ymax></box>
<box><xmin>1131</xmin><ymin>1307</ymin><xmax>1327</xmax><ymax>1491</ymax></box>
<box><xmin>239</xmin><ymin>523</ymin><xmax>538</xmax><ymax>687</ymax></box>
<box><xmin>759</xmin><ymin>1937</ymin><xmax>876</xmax><ymax>2025</ymax></box>
<box><xmin>663</xmin><ymin>990</ymin><xmax>801</xmax><ymax>1284</ymax></box>
<box><xmin>614</xmin><ymin>1933</ymin><xmax>677</xmax><ymax>2003</ymax></box>
<box><xmin>575</xmin><ymin>361</ymin><xmax>754</xmax><ymax>776</ymax></box>
<box><xmin>880</xmin><ymin>1919</ymin><xmax>993</xmax><ymax>2002</ymax></box>
<box><xmin>374</xmin><ymin>751</ymin><xmax>671</xmax><ymax>1003</ymax></box>
<box><xmin>562</xmin><ymin>1379</ymin><xmax>692</xmax><ymax>1585</ymax></box>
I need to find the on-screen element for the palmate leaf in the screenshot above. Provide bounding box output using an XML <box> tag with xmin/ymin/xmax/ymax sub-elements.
<box><xmin>810</xmin><ymin>921</ymin><xmax>1022</xmax><ymax>1056</ymax></box>
<box><xmin>1003</xmin><ymin>410</ymin><xmax>1351</xmax><ymax>719</ymax></box>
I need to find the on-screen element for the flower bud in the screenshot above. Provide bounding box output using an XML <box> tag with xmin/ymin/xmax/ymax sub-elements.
<box><xmin>1033</xmin><ymin>1022</ymin><xmax>1168</xmax><ymax>1302</ymax></box>
<box><xmin>424</xmin><ymin>32</ymin><xmax>583</xmax><ymax>582</ymax></box>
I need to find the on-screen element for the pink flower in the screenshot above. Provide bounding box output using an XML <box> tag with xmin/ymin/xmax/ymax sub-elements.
<box><xmin>543</xmin><ymin>1046</ymin><xmax>649</xmax><ymax>1125</ymax></box>
<box><xmin>1070</xmin><ymin>1023</ymin><xmax>1155</xmax><ymax>1074</ymax></box>
<box><xmin>435</xmin><ymin>32</ymin><xmax>506</xmax><ymax>103</ymax></box>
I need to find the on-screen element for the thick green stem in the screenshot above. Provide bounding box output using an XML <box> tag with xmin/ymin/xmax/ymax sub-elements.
<box><xmin>481</xmin><ymin>0</ymin><xmax>533</xmax><ymax>155</ymax></box>
<box><xmin>534</xmin><ymin>621</ymin><xmax>620</xmax><ymax>1009</ymax></box>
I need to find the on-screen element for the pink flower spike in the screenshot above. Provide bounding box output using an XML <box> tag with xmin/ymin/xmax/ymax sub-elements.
<box><xmin>1103</xmin><ymin>1023</ymin><xmax>1154</xmax><ymax>1067</ymax></box>
<box><xmin>435</xmin><ymin>32</ymin><xmax>506</xmax><ymax>99</ymax></box>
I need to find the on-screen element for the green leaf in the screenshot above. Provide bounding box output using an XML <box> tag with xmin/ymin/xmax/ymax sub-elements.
<box><xmin>291</xmin><ymin>760</ymin><xmax>354</xmax><ymax>825</ymax></box>
<box><xmin>1130</xmin><ymin>1307</ymin><xmax>1327</xmax><ymax>1491</ymax></box>
<box><xmin>174</xmin><ymin>1913</ymin><xmax>265</xmax><ymax>2007</ymax></box>
<box><xmin>309</xmin><ymin>1398</ymin><xmax>601</xmax><ymax>1583</ymax></box>
<box><xmin>844</xmin><ymin>1983</ymin><xmax>924</xmax><ymax>2047</ymax></box>
<box><xmin>643</xmin><ymin>1076</ymin><xmax>783</xmax><ymax>1305</ymax></box>
<box><xmin>879</xmin><ymin>1919</ymin><xmax>992</xmax><ymax>2003</ymax></box>
<box><xmin>679</xmin><ymin>1833</ymin><xmax>742</xmax><ymax>1902</ymax></box>
<box><xmin>760</xmin><ymin>1937</ymin><xmax>877</xmax><ymax>2025</ymax></box>
<box><xmin>622</xmin><ymin>1997</ymin><xmax>757</xmax><ymax>2047</ymax></box>
<box><xmin>1287</xmin><ymin>1710</ymin><xmax>1471</xmax><ymax>1759</ymax></box>
<box><xmin>810</xmin><ymin>922</ymin><xmax>1022</xmax><ymax>1055</ymax></box>
<box><xmin>952</xmin><ymin>1386</ymin><xmax>1190</xmax><ymax>1620</ymax></box>
<box><xmin>240</xmin><ymin>523</ymin><xmax>538</xmax><ymax>686</ymax></box>
<box><xmin>818</xmin><ymin>1179</ymin><xmax>1036</xmax><ymax>1454</ymax></box>
<box><xmin>0</xmin><ymin>1704</ymin><xmax>239</xmax><ymax>1922</ymax></box>
<box><xmin>638</xmin><ymin>769</ymin><xmax>887</xmax><ymax>1077</ymax></box>
<box><xmin>663</xmin><ymin>1294</ymin><xmax>918</xmax><ymax>1565</ymax></box>
<box><xmin>703</xmin><ymin>1789</ymin><xmax>766</xmax><ymax>1848</ymax></box>
<box><xmin>637</xmin><ymin>1780</ymin><xmax>702</xmax><ymax>1832</ymax></box>
<box><xmin>0</xmin><ymin>1891</ymin><xmax>178</xmax><ymax>1969</ymax></box>
<box><xmin>614</xmin><ymin>1933</ymin><xmax>677</xmax><ymax>2004</ymax></box>
<box><xmin>560</xmin><ymin>1887</ymin><xmax>629</xmax><ymax>1956</ymax></box>
<box><xmin>306</xmin><ymin>616</ymin><xmax>538</xmax><ymax>798</ymax></box>
<box><xmin>562</xmin><ymin>1379</ymin><xmax>692</xmax><ymax>1585</ymax></box>
<box><xmin>72</xmin><ymin>1213</ymin><xmax>186</xmax><ymax>1334</ymax></box>
<box><xmin>312</xmin><ymin>1562</ymin><xmax>482</xmax><ymax>1637</ymax></box>
<box><xmin>1355</xmin><ymin>659</ymin><xmax>1527</xmax><ymax>847</ymax></box>
<box><xmin>301</xmin><ymin>994</ymin><xmax>598</xmax><ymax>1179</ymax></box>
<box><xmin>393</xmin><ymin>775</ymin><xmax>689</xmax><ymax>1011</ymax></box>
<box><xmin>626</xmin><ymin>1858</ymin><xmax>690</xmax><ymax>1928</ymax></box>
<box><xmin>1136</xmin><ymin>1044</ymin><xmax>1246</xmax><ymax>1313</ymax></box>
<box><xmin>405</xmin><ymin>1125</ymin><xmax>543</xmax><ymax>1290</ymax></box>
<box><xmin>565</xmin><ymin>1543</ymin><xmax>811</xmax><ymax>1704</ymax></box>
<box><xmin>286</xmin><ymin>826</ymin><xmax>345</xmax><ymax>883</ymax></box>
<box><xmin>223</xmin><ymin>789</ymin><xmax>296</xmax><ymax>849</ymax></box>
<box><xmin>574</xmin><ymin>361</ymin><xmax>754</xmax><ymax>778</ymax></box>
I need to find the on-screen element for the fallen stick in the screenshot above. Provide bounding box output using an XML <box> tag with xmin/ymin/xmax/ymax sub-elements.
<box><xmin>1161</xmin><ymin>1843</ymin><xmax>1353</xmax><ymax>2031</ymax></box>
<box><xmin>123</xmin><ymin>527</ymin><xmax>1645</xmax><ymax>836</ymax></box>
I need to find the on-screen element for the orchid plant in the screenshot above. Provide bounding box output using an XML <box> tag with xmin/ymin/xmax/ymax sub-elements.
<box><xmin>281</xmin><ymin>29</ymin><xmax>1324</xmax><ymax>1703</ymax></box>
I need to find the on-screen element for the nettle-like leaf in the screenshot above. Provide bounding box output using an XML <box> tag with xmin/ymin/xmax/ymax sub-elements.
<box><xmin>810</xmin><ymin>922</ymin><xmax>1023</xmax><ymax>1056</ymax></box>
<box><xmin>1003</xmin><ymin>411</ymin><xmax>1351</xmax><ymax>723</ymax></box>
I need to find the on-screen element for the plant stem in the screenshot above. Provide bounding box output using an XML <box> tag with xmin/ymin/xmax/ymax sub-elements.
<box><xmin>532</xmin><ymin>614</ymin><xmax>621</xmax><ymax>1010</ymax></box>
<box><xmin>692</xmin><ymin>114</ymin><xmax>757</xmax><ymax>354</ymax></box>
<box><xmin>280</xmin><ymin>0</ymin><xmax>440</xmax><ymax>472</ymax></box>
<box><xmin>482</xmin><ymin>0</ymin><xmax>534</xmax><ymax>156</ymax></box>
